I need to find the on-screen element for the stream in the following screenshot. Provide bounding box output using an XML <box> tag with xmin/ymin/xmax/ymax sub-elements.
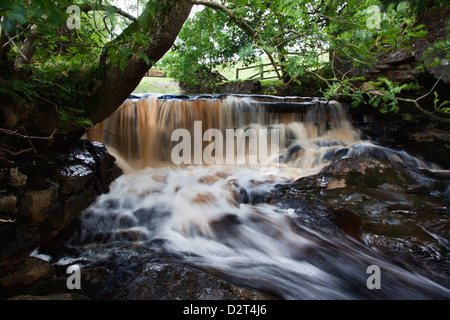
<box><xmin>37</xmin><ymin>95</ymin><xmax>450</xmax><ymax>299</ymax></box>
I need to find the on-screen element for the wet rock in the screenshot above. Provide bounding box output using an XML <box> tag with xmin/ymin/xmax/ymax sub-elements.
<box><xmin>290</xmin><ymin>156</ymin><xmax>447</xmax><ymax>194</ymax></box>
<box><xmin>1</xmin><ymin>264</ymin><xmax>110</xmax><ymax>300</ymax></box>
<box><xmin>409</xmin><ymin>132</ymin><xmax>436</xmax><ymax>143</ymax></box>
<box><xmin>17</xmin><ymin>183</ymin><xmax>59</xmax><ymax>224</ymax></box>
<box><xmin>281</xmin><ymin>144</ymin><xmax>304</xmax><ymax>162</ymax></box>
<box><xmin>270</xmin><ymin>156</ymin><xmax>450</xmax><ymax>262</ymax></box>
<box><xmin>320</xmin><ymin>147</ymin><xmax>349</xmax><ymax>162</ymax></box>
<box><xmin>62</xmin><ymin>185</ymin><xmax>97</xmax><ymax>229</ymax></box>
<box><xmin>78</xmin><ymin>267</ymin><xmax>110</xmax><ymax>297</ymax></box>
<box><xmin>0</xmin><ymin>193</ymin><xmax>17</xmax><ymax>214</ymax></box>
<box><xmin>7</xmin><ymin>293</ymin><xmax>89</xmax><ymax>300</ymax></box>
<box><xmin>324</xmin><ymin>157</ymin><xmax>414</xmax><ymax>189</ymax></box>
<box><xmin>0</xmin><ymin>139</ymin><xmax>122</xmax><ymax>285</ymax></box>
<box><xmin>84</xmin><ymin>141</ymin><xmax>117</xmax><ymax>175</ymax></box>
<box><xmin>5</xmin><ymin>167</ymin><xmax>27</xmax><ymax>188</ymax></box>
<box><xmin>56</xmin><ymin>142</ymin><xmax>97</xmax><ymax>169</ymax></box>
<box><xmin>0</xmin><ymin>222</ymin><xmax>43</xmax><ymax>272</ymax></box>
<box><xmin>114</xmin><ymin>263</ymin><xmax>268</xmax><ymax>300</ymax></box>
<box><xmin>53</xmin><ymin>139</ymin><xmax>122</xmax><ymax>195</ymax></box>
<box><xmin>7</xmin><ymin>262</ymin><xmax>270</xmax><ymax>300</ymax></box>
<box><xmin>0</xmin><ymin>257</ymin><xmax>53</xmax><ymax>287</ymax></box>
<box><xmin>40</xmin><ymin>201</ymin><xmax>65</xmax><ymax>230</ymax></box>
<box><xmin>53</xmin><ymin>164</ymin><xmax>95</xmax><ymax>195</ymax></box>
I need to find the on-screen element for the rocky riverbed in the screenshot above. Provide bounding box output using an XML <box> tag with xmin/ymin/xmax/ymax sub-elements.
<box><xmin>1</xmin><ymin>154</ymin><xmax>447</xmax><ymax>300</ymax></box>
<box><xmin>0</xmin><ymin>99</ymin><xmax>449</xmax><ymax>300</ymax></box>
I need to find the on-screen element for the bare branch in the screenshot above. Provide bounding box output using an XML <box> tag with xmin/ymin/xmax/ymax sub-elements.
<box><xmin>80</xmin><ymin>3</ymin><xmax>137</xmax><ymax>22</ymax></box>
<box><xmin>308</xmin><ymin>71</ymin><xmax>331</xmax><ymax>87</ymax></box>
<box><xmin>3</xmin><ymin>32</ymin><xmax>28</xmax><ymax>63</ymax></box>
<box><xmin>415</xmin><ymin>73</ymin><xmax>443</xmax><ymax>102</ymax></box>
<box><xmin>13</xmin><ymin>33</ymin><xmax>37</xmax><ymax>70</ymax></box>
<box><xmin>0</xmin><ymin>147</ymin><xmax>33</xmax><ymax>156</ymax></box>
<box><xmin>397</xmin><ymin>97</ymin><xmax>450</xmax><ymax>124</ymax></box>
<box><xmin>0</xmin><ymin>128</ymin><xmax>57</xmax><ymax>140</ymax></box>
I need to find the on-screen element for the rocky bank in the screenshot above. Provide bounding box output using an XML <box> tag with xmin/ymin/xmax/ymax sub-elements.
<box><xmin>0</xmin><ymin>139</ymin><xmax>122</xmax><ymax>296</ymax></box>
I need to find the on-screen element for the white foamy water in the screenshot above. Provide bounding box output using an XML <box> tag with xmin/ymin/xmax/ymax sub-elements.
<box><xmin>65</xmin><ymin>163</ymin><xmax>448</xmax><ymax>299</ymax></box>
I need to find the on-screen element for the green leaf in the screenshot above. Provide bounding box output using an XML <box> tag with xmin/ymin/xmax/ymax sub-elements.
<box><xmin>7</xmin><ymin>3</ymin><xmax>26</xmax><ymax>24</ymax></box>
<box><xmin>0</xmin><ymin>0</ymin><xmax>12</xmax><ymax>11</ymax></box>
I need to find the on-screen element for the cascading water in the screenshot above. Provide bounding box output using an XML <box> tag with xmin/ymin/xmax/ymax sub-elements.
<box><xmin>48</xmin><ymin>94</ymin><xmax>449</xmax><ymax>299</ymax></box>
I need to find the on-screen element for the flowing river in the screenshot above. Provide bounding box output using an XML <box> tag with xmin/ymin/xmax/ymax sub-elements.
<box><xmin>44</xmin><ymin>95</ymin><xmax>450</xmax><ymax>299</ymax></box>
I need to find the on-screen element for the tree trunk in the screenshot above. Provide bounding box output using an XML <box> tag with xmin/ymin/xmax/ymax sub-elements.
<box><xmin>1</xmin><ymin>0</ymin><xmax>193</xmax><ymax>136</ymax></box>
<box><xmin>89</xmin><ymin>0</ymin><xmax>193</xmax><ymax>126</ymax></box>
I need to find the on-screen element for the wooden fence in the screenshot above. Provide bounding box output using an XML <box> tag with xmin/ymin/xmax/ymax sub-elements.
<box><xmin>144</xmin><ymin>69</ymin><xmax>166</xmax><ymax>77</ymax></box>
<box><xmin>235</xmin><ymin>62</ymin><xmax>282</xmax><ymax>80</ymax></box>
<box><xmin>144</xmin><ymin>62</ymin><xmax>283</xmax><ymax>81</ymax></box>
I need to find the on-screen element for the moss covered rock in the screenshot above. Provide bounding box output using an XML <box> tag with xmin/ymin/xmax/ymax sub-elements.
<box><xmin>289</xmin><ymin>156</ymin><xmax>447</xmax><ymax>194</ymax></box>
<box><xmin>269</xmin><ymin>156</ymin><xmax>450</xmax><ymax>262</ymax></box>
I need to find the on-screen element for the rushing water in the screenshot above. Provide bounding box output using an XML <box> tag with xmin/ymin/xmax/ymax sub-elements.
<box><xmin>49</xmin><ymin>95</ymin><xmax>449</xmax><ymax>299</ymax></box>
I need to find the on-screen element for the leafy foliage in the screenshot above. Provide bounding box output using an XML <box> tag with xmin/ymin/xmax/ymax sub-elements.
<box><xmin>163</xmin><ymin>1</ymin><xmax>428</xmax><ymax>86</ymax></box>
<box><xmin>1</xmin><ymin>0</ymin><xmax>449</xmax><ymax>127</ymax></box>
<box><xmin>324</xmin><ymin>77</ymin><xmax>421</xmax><ymax>113</ymax></box>
<box><xmin>160</xmin><ymin>7</ymin><xmax>255</xmax><ymax>88</ymax></box>
<box><xmin>161</xmin><ymin>0</ymin><xmax>448</xmax><ymax>120</ymax></box>
<box><xmin>0</xmin><ymin>0</ymin><xmax>139</xmax><ymax>127</ymax></box>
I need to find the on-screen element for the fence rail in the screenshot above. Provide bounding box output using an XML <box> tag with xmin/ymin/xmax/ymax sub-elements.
<box><xmin>235</xmin><ymin>62</ymin><xmax>282</xmax><ymax>80</ymax></box>
<box><xmin>144</xmin><ymin>69</ymin><xmax>166</xmax><ymax>77</ymax></box>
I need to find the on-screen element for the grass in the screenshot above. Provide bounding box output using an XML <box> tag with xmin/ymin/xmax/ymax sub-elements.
<box><xmin>132</xmin><ymin>60</ymin><xmax>276</xmax><ymax>95</ymax></box>
<box><xmin>133</xmin><ymin>77</ymin><xmax>180</xmax><ymax>94</ymax></box>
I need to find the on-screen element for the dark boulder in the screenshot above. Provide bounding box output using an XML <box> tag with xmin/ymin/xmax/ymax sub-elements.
<box><xmin>114</xmin><ymin>263</ymin><xmax>270</xmax><ymax>300</ymax></box>
<box><xmin>269</xmin><ymin>156</ymin><xmax>450</xmax><ymax>263</ymax></box>
<box><xmin>0</xmin><ymin>139</ymin><xmax>123</xmax><ymax>282</ymax></box>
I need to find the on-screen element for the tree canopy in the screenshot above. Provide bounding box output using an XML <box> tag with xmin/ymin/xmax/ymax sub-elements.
<box><xmin>0</xmin><ymin>0</ymin><xmax>449</xmax><ymax>147</ymax></box>
<box><xmin>160</xmin><ymin>0</ymin><xmax>449</xmax><ymax>121</ymax></box>
<box><xmin>163</xmin><ymin>0</ymin><xmax>430</xmax><ymax>78</ymax></box>
<box><xmin>0</xmin><ymin>0</ymin><xmax>193</xmax><ymax>137</ymax></box>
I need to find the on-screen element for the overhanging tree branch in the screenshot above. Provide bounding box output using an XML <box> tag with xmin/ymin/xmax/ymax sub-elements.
<box><xmin>367</xmin><ymin>74</ymin><xmax>450</xmax><ymax>124</ymax></box>
<box><xmin>80</xmin><ymin>3</ymin><xmax>137</xmax><ymax>22</ymax></box>
<box><xmin>395</xmin><ymin>75</ymin><xmax>450</xmax><ymax>124</ymax></box>
<box><xmin>1</xmin><ymin>0</ymin><xmax>194</xmax><ymax>137</ymax></box>
<box><xmin>191</xmin><ymin>0</ymin><xmax>281</xmax><ymax>79</ymax></box>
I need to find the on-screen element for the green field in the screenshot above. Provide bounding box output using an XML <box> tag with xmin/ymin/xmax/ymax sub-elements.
<box><xmin>133</xmin><ymin>77</ymin><xmax>180</xmax><ymax>94</ymax></box>
<box><xmin>132</xmin><ymin>61</ymin><xmax>277</xmax><ymax>94</ymax></box>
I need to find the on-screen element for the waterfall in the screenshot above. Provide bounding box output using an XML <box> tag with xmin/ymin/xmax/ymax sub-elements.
<box><xmin>53</xmin><ymin>94</ymin><xmax>448</xmax><ymax>300</ymax></box>
<box><xmin>87</xmin><ymin>95</ymin><xmax>363</xmax><ymax>170</ymax></box>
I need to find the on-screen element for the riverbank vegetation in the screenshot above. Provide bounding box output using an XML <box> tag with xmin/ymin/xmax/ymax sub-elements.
<box><xmin>160</xmin><ymin>0</ymin><xmax>449</xmax><ymax>123</ymax></box>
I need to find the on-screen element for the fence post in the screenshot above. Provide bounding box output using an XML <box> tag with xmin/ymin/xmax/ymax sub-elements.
<box><xmin>236</xmin><ymin>68</ymin><xmax>239</xmax><ymax>80</ymax></box>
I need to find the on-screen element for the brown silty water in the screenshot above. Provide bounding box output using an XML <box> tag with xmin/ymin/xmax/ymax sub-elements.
<box><xmin>87</xmin><ymin>95</ymin><xmax>361</xmax><ymax>170</ymax></box>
